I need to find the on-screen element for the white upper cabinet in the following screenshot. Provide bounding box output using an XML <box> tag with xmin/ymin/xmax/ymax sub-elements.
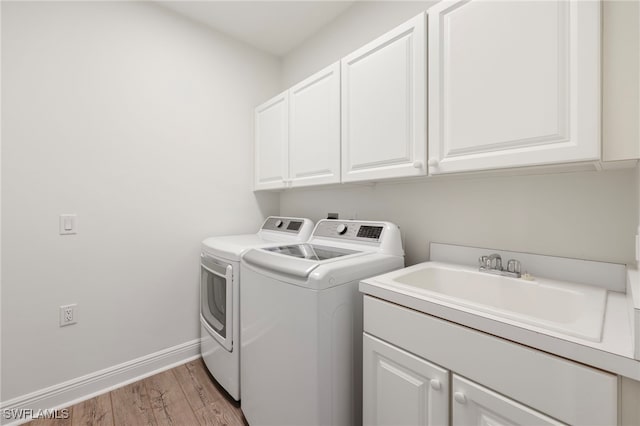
<box><xmin>341</xmin><ymin>13</ymin><xmax>427</xmax><ymax>183</ymax></box>
<box><xmin>289</xmin><ymin>62</ymin><xmax>341</xmax><ymax>187</ymax></box>
<box><xmin>428</xmin><ymin>0</ymin><xmax>601</xmax><ymax>174</ymax></box>
<box><xmin>254</xmin><ymin>91</ymin><xmax>288</xmax><ymax>190</ymax></box>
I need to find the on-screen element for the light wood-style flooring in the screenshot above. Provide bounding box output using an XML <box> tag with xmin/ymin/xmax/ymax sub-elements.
<box><xmin>26</xmin><ymin>358</ymin><xmax>246</xmax><ymax>426</ymax></box>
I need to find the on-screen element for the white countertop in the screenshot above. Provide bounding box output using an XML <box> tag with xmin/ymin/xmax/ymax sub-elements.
<box><xmin>360</xmin><ymin>261</ymin><xmax>640</xmax><ymax>381</ymax></box>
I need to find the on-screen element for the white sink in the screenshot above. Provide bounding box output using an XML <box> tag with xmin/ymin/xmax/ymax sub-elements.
<box><xmin>383</xmin><ymin>262</ymin><xmax>607</xmax><ymax>342</ymax></box>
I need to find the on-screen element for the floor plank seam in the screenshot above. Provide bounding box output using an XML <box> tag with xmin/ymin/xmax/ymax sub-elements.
<box><xmin>142</xmin><ymin>380</ymin><xmax>158</xmax><ymax>426</ymax></box>
<box><xmin>171</xmin><ymin>366</ymin><xmax>203</xmax><ymax>426</ymax></box>
<box><xmin>109</xmin><ymin>393</ymin><xmax>115</xmax><ymax>426</ymax></box>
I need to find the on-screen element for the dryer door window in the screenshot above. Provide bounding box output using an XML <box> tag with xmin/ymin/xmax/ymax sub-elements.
<box><xmin>200</xmin><ymin>255</ymin><xmax>233</xmax><ymax>351</ymax></box>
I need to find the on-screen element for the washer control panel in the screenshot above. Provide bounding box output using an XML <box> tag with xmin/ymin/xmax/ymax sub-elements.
<box><xmin>357</xmin><ymin>225</ymin><xmax>383</xmax><ymax>240</ymax></box>
<box><xmin>313</xmin><ymin>220</ymin><xmax>385</xmax><ymax>243</ymax></box>
<box><xmin>262</xmin><ymin>217</ymin><xmax>305</xmax><ymax>234</ymax></box>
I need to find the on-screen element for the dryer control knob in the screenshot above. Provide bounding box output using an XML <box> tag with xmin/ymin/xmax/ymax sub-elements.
<box><xmin>275</xmin><ymin>220</ymin><xmax>284</xmax><ymax>228</ymax></box>
<box><xmin>336</xmin><ymin>224</ymin><xmax>348</xmax><ymax>235</ymax></box>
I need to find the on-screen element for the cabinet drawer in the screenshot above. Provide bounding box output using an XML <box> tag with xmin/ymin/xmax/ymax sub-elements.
<box><xmin>364</xmin><ymin>296</ymin><xmax>618</xmax><ymax>425</ymax></box>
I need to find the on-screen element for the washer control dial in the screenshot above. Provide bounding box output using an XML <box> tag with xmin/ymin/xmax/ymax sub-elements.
<box><xmin>336</xmin><ymin>224</ymin><xmax>348</xmax><ymax>235</ymax></box>
<box><xmin>275</xmin><ymin>220</ymin><xmax>284</xmax><ymax>228</ymax></box>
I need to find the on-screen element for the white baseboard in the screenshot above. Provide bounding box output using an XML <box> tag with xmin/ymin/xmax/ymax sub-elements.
<box><xmin>0</xmin><ymin>339</ymin><xmax>201</xmax><ymax>425</ymax></box>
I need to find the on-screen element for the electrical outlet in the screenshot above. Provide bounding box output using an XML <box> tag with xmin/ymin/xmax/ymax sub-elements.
<box><xmin>59</xmin><ymin>304</ymin><xmax>77</xmax><ymax>327</ymax></box>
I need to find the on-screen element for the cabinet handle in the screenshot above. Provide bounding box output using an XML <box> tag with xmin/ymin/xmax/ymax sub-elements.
<box><xmin>428</xmin><ymin>158</ymin><xmax>439</xmax><ymax>168</ymax></box>
<box><xmin>429</xmin><ymin>379</ymin><xmax>441</xmax><ymax>391</ymax></box>
<box><xmin>453</xmin><ymin>392</ymin><xmax>467</xmax><ymax>405</ymax></box>
<box><xmin>412</xmin><ymin>161</ymin><xmax>423</xmax><ymax>169</ymax></box>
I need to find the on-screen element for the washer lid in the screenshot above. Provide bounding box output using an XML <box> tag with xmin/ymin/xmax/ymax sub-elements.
<box><xmin>243</xmin><ymin>245</ymin><xmax>363</xmax><ymax>279</ymax></box>
<box><xmin>263</xmin><ymin>244</ymin><xmax>358</xmax><ymax>261</ymax></box>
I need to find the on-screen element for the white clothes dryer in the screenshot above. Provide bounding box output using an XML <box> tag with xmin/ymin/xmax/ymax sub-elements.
<box><xmin>240</xmin><ymin>219</ymin><xmax>404</xmax><ymax>425</ymax></box>
<box><xmin>200</xmin><ymin>216</ymin><xmax>313</xmax><ymax>401</ymax></box>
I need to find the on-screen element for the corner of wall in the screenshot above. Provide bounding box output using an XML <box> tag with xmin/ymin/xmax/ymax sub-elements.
<box><xmin>636</xmin><ymin>164</ymin><xmax>640</xmax><ymax>268</ymax></box>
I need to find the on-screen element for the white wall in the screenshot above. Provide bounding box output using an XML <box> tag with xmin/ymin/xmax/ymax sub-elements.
<box><xmin>282</xmin><ymin>1</ymin><xmax>434</xmax><ymax>87</ymax></box>
<box><xmin>1</xmin><ymin>1</ymin><xmax>279</xmax><ymax>400</ymax></box>
<box><xmin>279</xmin><ymin>1</ymin><xmax>639</xmax><ymax>267</ymax></box>
<box><xmin>603</xmin><ymin>0</ymin><xmax>639</xmax><ymax>161</ymax></box>
<box><xmin>282</xmin><ymin>170</ymin><xmax>637</xmax><ymax>266</ymax></box>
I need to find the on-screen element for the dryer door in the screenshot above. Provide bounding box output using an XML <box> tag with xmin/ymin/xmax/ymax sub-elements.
<box><xmin>200</xmin><ymin>254</ymin><xmax>233</xmax><ymax>351</ymax></box>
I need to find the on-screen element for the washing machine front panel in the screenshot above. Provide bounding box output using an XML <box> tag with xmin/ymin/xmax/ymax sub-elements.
<box><xmin>239</xmin><ymin>219</ymin><xmax>405</xmax><ymax>424</ymax></box>
<box><xmin>240</xmin><ymin>263</ymin><xmax>322</xmax><ymax>425</ymax></box>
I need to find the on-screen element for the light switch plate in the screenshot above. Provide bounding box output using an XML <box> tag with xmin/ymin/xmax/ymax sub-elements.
<box><xmin>59</xmin><ymin>214</ymin><xmax>77</xmax><ymax>235</ymax></box>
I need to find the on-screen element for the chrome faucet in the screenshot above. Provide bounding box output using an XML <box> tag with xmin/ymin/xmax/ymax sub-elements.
<box><xmin>478</xmin><ymin>253</ymin><xmax>521</xmax><ymax>278</ymax></box>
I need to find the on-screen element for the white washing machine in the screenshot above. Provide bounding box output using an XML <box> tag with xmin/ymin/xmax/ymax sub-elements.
<box><xmin>240</xmin><ymin>219</ymin><xmax>404</xmax><ymax>426</ymax></box>
<box><xmin>200</xmin><ymin>216</ymin><xmax>314</xmax><ymax>401</ymax></box>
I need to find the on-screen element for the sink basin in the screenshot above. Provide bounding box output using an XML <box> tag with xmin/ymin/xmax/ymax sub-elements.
<box><xmin>384</xmin><ymin>262</ymin><xmax>607</xmax><ymax>342</ymax></box>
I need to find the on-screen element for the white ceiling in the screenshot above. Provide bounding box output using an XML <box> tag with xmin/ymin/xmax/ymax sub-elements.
<box><xmin>159</xmin><ymin>1</ymin><xmax>355</xmax><ymax>56</ymax></box>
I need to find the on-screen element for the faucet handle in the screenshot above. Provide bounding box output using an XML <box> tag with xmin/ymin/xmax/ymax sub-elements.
<box><xmin>507</xmin><ymin>259</ymin><xmax>521</xmax><ymax>274</ymax></box>
<box><xmin>478</xmin><ymin>256</ymin><xmax>489</xmax><ymax>269</ymax></box>
<box><xmin>493</xmin><ymin>257</ymin><xmax>502</xmax><ymax>271</ymax></box>
<box><xmin>487</xmin><ymin>253</ymin><xmax>502</xmax><ymax>270</ymax></box>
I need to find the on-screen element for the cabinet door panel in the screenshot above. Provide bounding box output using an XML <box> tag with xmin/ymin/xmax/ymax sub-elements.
<box><xmin>363</xmin><ymin>334</ymin><xmax>448</xmax><ymax>426</ymax></box>
<box><xmin>289</xmin><ymin>62</ymin><xmax>341</xmax><ymax>187</ymax></box>
<box><xmin>452</xmin><ymin>375</ymin><xmax>564</xmax><ymax>426</ymax></box>
<box><xmin>428</xmin><ymin>0</ymin><xmax>600</xmax><ymax>174</ymax></box>
<box><xmin>342</xmin><ymin>14</ymin><xmax>426</xmax><ymax>182</ymax></box>
<box><xmin>254</xmin><ymin>92</ymin><xmax>288</xmax><ymax>190</ymax></box>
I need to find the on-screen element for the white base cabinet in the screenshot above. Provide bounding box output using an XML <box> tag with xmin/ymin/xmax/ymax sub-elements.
<box><xmin>362</xmin><ymin>296</ymin><xmax>618</xmax><ymax>426</ymax></box>
<box><xmin>363</xmin><ymin>333</ymin><xmax>563</xmax><ymax>426</ymax></box>
<box><xmin>363</xmin><ymin>334</ymin><xmax>449</xmax><ymax>426</ymax></box>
